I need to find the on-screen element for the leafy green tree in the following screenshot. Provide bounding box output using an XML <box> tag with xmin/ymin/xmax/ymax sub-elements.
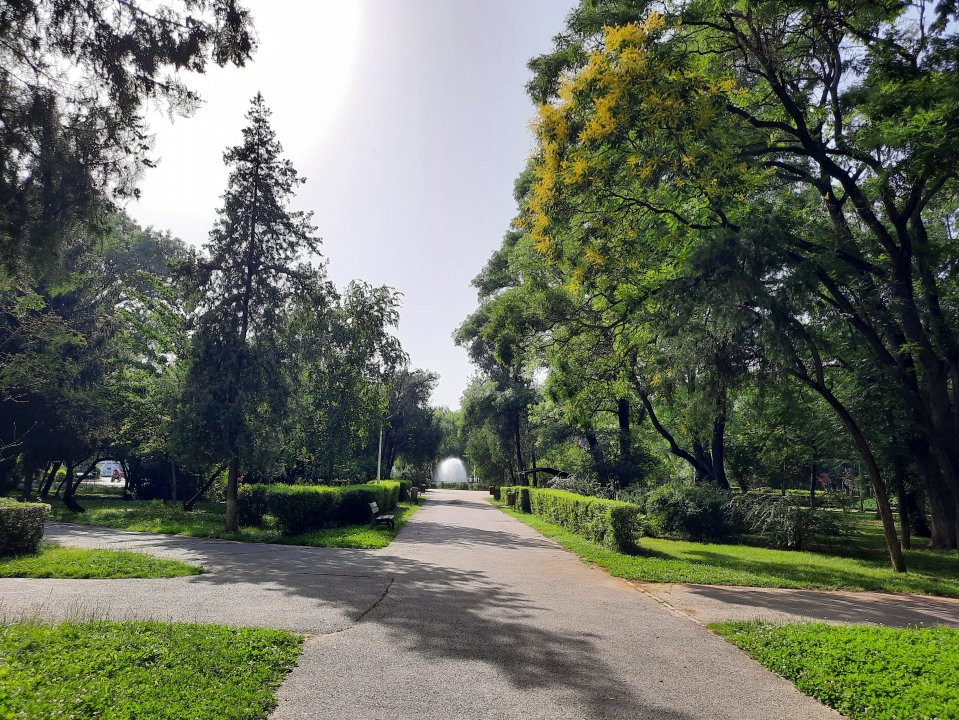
<box><xmin>282</xmin><ymin>280</ymin><xmax>405</xmax><ymax>482</ymax></box>
<box><xmin>0</xmin><ymin>0</ymin><xmax>254</xmax><ymax>273</ymax></box>
<box><xmin>506</xmin><ymin>0</ymin><xmax>959</xmax><ymax>570</ymax></box>
<box><xmin>381</xmin><ymin>367</ymin><xmax>440</xmax><ymax>478</ymax></box>
<box><xmin>177</xmin><ymin>94</ymin><xmax>320</xmax><ymax>532</ymax></box>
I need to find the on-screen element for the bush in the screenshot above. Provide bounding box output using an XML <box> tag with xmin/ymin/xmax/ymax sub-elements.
<box><xmin>517</xmin><ymin>487</ymin><xmax>531</xmax><ymax>513</ymax></box>
<box><xmin>397</xmin><ymin>479</ymin><xmax>413</xmax><ymax>501</ymax></box>
<box><xmin>0</xmin><ymin>498</ymin><xmax>50</xmax><ymax>556</ymax></box>
<box><xmin>340</xmin><ymin>481</ymin><xmax>400</xmax><ymax>523</ymax></box>
<box><xmin>503</xmin><ymin>486</ymin><xmax>643</xmax><ymax>554</ymax></box>
<box><xmin>265</xmin><ymin>485</ymin><xmax>341</xmax><ymax>534</ymax></box>
<box><xmin>257</xmin><ymin>481</ymin><xmax>402</xmax><ymax>535</ymax></box>
<box><xmin>645</xmin><ymin>483</ymin><xmax>731</xmax><ymax>541</ymax></box>
<box><xmin>237</xmin><ymin>485</ymin><xmax>268</xmax><ymax>526</ymax></box>
<box><xmin>728</xmin><ymin>494</ymin><xmax>842</xmax><ymax>550</ymax></box>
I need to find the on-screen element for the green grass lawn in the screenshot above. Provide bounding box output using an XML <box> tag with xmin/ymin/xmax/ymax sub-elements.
<box><xmin>0</xmin><ymin>543</ymin><xmax>203</xmax><ymax>579</ymax></box>
<box><xmin>493</xmin><ymin>502</ymin><xmax>959</xmax><ymax>597</ymax></box>
<box><xmin>0</xmin><ymin>620</ymin><xmax>302</xmax><ymax>720</ymax></box>
<box><xmin>46</xmin><ymin>497</ymin><xmax>421</xmax><ymax>549</ymax></box>
<box><xmin>711</xmin><ymin>622</ymin><xmax>959</xmax><ymax>720</ymax></box>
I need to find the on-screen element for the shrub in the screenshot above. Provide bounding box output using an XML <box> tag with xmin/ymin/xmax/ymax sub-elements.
<box><xmin>397</xmin><ymin>479</ymin><xmax>413</xmax><ymax>501</ymax></box>
<box><xmin>259</xmin><ymin>481</ymin><xmax>401</xmax><ymax>534</ymax></box>
<box><xmin>517</xmin><ymin>487</ymin><xmax>531</xmax><ymax>513</ymax></box>
<box><xmin>645</xmin><ymin>483</ymin><xmax>730</xmax><ymax>541</ymax></box>
<box><xmin>340</xmin><ymin>481</ymin><xmax>400</xmax><ymax>523</ymax></box>
<box><xmin>0</xmin><ymin>498</ymin><xmax>50</xmax><ymax>556</ymax></box>
<box><xmin>265</xmin><ymin>485</ymin><xmax>341</xmax><ymax>534</ymax></box>
<box><xmin>492</xmin><ymin>486</ymin><xmax>501</xmax><ymax>501</ymax></box>
<box><xmin>237</xmin><ymin>485</ymin><xmax>268</xmax><ymax>526</ymax></box>
<box><xmin>504</xmin><ymin>486</ymin><xmax>643</xmax><ymax>554</ymax></box>
<box><xmin>728</xmin><ymin>494</ymin><xmax>842</xmax><ymax>550</ymax></box>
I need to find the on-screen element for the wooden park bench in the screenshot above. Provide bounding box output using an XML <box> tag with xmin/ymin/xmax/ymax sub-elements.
<box><xmin>369</xmin><ymin>502</ymin><xmax>395</xmax><ymax>530</ymax></box>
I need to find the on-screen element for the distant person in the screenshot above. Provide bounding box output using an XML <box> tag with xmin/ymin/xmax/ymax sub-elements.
<box><xmin>112</xmin><ymin>468</ymin><xmax>122</xmax><ymax>483</ymax></box>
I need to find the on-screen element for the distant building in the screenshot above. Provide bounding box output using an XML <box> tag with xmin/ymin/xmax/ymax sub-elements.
<box><xmin>97</xmin><ymin>460</ymin><xmax>123</xmax><ymax>478</ymax></box>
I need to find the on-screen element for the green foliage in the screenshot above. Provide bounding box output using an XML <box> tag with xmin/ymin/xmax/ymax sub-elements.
<box><xmin>0</xmin><ymin>620</ymin><xmax>301</xmax><ymax>720</ymax></box>
<box><xmin>0</xmin><ymin>498</ymin><xmax>49</xmax><ymax>555</ymax></box>
<box><xmin>237</xmin><ymin>484</ymin><xmax>268</xmax><ymax>526</ymax></box>
<box><xmin>0</xmin><ymin>1</ymin><xmax>254</xmax><ymax>274</ymax></box>
<box><xmin>728</xmin><ymin>494</ymin><xmax>843</xmax><ymax>550</ymax></box>
<box><xmin>644</xmin><ymin>484</ymin><xmax>730</xmax><ymax>541</ymax></box>
<box><xmin>712</xmin><ymin>623</ymin><xmax>959</xmax><ymax>720</ymax></box>
<box><xmin>503</xmin><ymin>486</ymin><xmax>642</xmax><ymax>553</ymax></box>
<box><xmin>498</xmin><ymin>504</ymin><xmax>959</xmax><ymax>596</ymax></box>
<box><xmin>263</xmin><ymin>485</ymin><xmax>341</xmax><ymax>535</ymax></box>
<box><xmin>245</xmin><ymin>481</ymin><xmax>401</xmax><ymax>535</ymax></box>
<box><xmin>0</xmin><ymin>544</ymin><xmax>202</xmax><ymax>579</ymax></box>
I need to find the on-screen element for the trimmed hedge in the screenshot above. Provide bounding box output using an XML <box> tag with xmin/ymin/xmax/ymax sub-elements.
<box><xmin>238</xmin><ymin>481</ymin><xmax>402</xmax><ymax>535</ymax></box>
<box><xmin>237</xmin><ymin>485</ymin><xmax>268</xmax><ymax>526</ymax></box>
<box><xmin>0</xmin><ymin>498</ymin><xmax>50</xmax><ymax>556</ymax></box>
<box><xmin>502</xmin><ymin>487</ymin><xmax>642</xmax><ymax>554</ymax></box>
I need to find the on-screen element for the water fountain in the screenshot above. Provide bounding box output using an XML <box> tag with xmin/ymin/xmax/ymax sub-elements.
<box><xmin>434</xmin><ymin>457</ymin><xmax>468</xmax><ymax>485</ymax></box>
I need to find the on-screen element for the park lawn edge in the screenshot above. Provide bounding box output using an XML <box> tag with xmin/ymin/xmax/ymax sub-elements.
<box><xmin>489</xmin><ymin>499</ymin><xmax>959</xmax><ymax>597</ymax></box>
<box><xmin>0</xmin><ymin>543</ymin><xmax>204</xmax><ymax>579</ymax></box>
<box><xmin>47</xmin><ymin>499</ymin><xmax>424</xmax><ymax>549</ymax></box>
<box><xmin>708</xmin><ymin>621</ymin><xmax>959</xmax><ymax>720</ymax></box>
<box><xmin>0</xmin><ymin>619</ymin><xmax>304</xmax><ymax>720</ymax></box>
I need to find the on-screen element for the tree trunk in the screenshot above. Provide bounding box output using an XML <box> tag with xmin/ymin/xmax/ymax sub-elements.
<box><xmin>892</xmin><ymin>463</ymin><xmax>911</xmax><ymax>550</ymax></box>
<box><xmin>20</xmin><ymin>460</ymin><xmax>36</xmax><ymax>500</ymax></box>
<box><xmin>39</xmin><ymin>461</ymin><xmax>61</xmax><ymax>499</ymax></box>
<box><xmin>183</xmin><ymin>463</ymin><xmax>227</xmax><ymax>511</ymax></box>
<box><xmin>513</xmin><ymin>412</ymin><xmax>524</xmax><ymax>474</ymax></box>
<box><xmin>170</xmin><ymin>459</ymin><xmax>177</xmax><ymax>503</ymax></box>
<box><xmin>799</xmin><ymin>375</ymin><xmax>906</xmax><ymax>571</ymax></box>
<box><xmin>225</xmin><ymin>456</ymin><xmax>239</xmax><ymax>533</ymax></box>
<box><xmin>710</xmin><ymin>416</ymin><xmax>730</xmax><ymax>490</ymax></box>
<box><xmin>809</xmin><ymin>462</ymin><xmax>816</xmax><ymax>509</ymax></box>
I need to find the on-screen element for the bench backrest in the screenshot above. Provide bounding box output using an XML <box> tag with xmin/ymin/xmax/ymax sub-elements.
<box><xmin>369</xmin><ymin>502</ymin><xmax>379</xmax><ymax>515</ymax></box>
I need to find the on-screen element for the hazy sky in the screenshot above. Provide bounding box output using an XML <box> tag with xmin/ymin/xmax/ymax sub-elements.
<box><xmin>127</xmin><ymin>0</ymin><xmax>574</xmax><ymax>408</ymax></box>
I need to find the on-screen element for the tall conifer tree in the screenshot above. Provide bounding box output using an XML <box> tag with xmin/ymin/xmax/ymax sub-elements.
<box><xmin>181</xmin><ymin>94</ymin><xmax>320</xmax><ymax>532</ymax></box>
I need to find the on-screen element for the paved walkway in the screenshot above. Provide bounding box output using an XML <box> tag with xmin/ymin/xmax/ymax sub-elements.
<box><xmin>0</xmin><ymin>491</ymin><xmax>843</xmax><ymax>719</ymax></box>
<box><xmin>637</xmin><ymin>581</ymin><xmax>959</xmax><ymax>629</ymax></box>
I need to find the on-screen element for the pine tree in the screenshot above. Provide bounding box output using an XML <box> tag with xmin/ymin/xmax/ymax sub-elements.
<box><xmin>181</xmin><ymin>94</ymin><xmax>320</xmax><ymax>532</ymax></box>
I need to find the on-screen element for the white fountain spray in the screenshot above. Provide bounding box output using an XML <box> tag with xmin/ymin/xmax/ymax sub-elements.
<box><xmin>434</xmin><ymin>457</ymin><xmax>468</xmax><ymax>485</ymax></box>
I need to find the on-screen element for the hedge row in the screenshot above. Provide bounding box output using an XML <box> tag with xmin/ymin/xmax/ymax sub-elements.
<box><xmin>0</xmin><ymin>498</ymin><xmax>50</xmax><ymax>556</ymax></box>
<box><xmin>238</xmin><ymin>481</ymin><xmax>401</xmax><ymax>535</ymax></box>
<box><xmin>501</xmin><ymin>487</ymin><xmax>642</xmax><ymax>554</ymax></box>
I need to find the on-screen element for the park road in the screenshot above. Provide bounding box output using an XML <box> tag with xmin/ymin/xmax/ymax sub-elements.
<box><xmin>270</xmin><ymin>490</ymin><xmax>840</xmax><ymax>720</ymax></box>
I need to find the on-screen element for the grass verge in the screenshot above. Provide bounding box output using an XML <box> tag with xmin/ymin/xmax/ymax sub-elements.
<box><xmin>711</xmin><ymin>621</ymin><xmax>959</xmax><ymax>720</ymax></box>
<box><xmin>47</xmin><ymin>499</ymin><xmax>422</xmax><ymax>549</ymax></box>
<box><xmin>0</xmin><ymin>620</ymin><xmax>302</xmax><ymax>720</ymax></box>
<box><xmin>492</xmin><ymin>501</ymin><xmax>959</xmax><ymax>597</ymax></box>
<box><xmin>0</xmin><ymin>543</ymin><xmax>203</xmax><ymax>579</ymax></box>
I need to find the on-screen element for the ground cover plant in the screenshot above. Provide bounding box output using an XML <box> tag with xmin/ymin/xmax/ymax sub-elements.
<box><xmin>0</xmin><ymin>544</ymin><xmax>202</xmax><ymax>579</ymax></box>
<box><xmin>493</xmin><ymin>502</ymin><xmax>959</xmax><ymax>597</ymax></box>
<box><xmin>711</xmin><ymin>622</ymin><xmax>959</xmax><ymax>720</ymax></box>
<box><xmin>47</xmin><ymin>496</ymin><xmax>420</xmax><ymax>549</ymax></box>
<box><xmin>0</xmin><ymin>620</ymin><xmax>303</xmax><ymax>720</ymax></box>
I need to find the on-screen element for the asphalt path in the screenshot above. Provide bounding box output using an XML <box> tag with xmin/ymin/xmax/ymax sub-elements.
<box><xmin>0</xmin><ymin>491</ymin><xmax>842</xmax><ymax>719</ymax></box>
